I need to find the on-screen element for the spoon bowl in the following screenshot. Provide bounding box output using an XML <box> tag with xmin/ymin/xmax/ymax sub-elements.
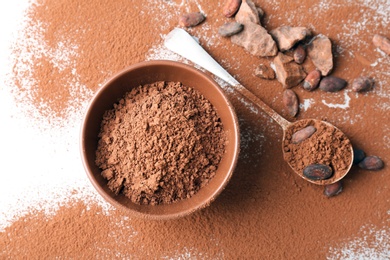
<box><xmin>283</xmin><ymin>119</ymin><xmax>353</xmax><ymax>185</ymax></box>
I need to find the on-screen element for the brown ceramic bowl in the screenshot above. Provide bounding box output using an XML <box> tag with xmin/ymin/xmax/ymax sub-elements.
<box><xmin>80</xmin><ymin>60</ymin><xmax>240</xmax><ymax>219</ymax></box>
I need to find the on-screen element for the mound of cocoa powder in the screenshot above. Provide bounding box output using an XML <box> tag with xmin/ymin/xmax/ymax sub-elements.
<box><xmin>95</xmin><ymin>81</ymin><xmax>226</xmax><ymax>205</ymax></box>
<box><xmin>283</xmin><ymin>120</ymin><xmax>352</xmax><ymax>184</ymax></box>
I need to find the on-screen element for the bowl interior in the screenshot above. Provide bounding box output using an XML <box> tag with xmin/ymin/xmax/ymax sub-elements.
<box><xmin>81</xmin><ymin>60</ymin><xmax>239</xmax><ymax>219</ymax></box>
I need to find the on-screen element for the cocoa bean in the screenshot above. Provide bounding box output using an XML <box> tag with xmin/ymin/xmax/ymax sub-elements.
<box><xmin>255</xmin><ymin>64</ymin><xmax>275</xmax><ymax>80</ymax></box>
<box><xmin>303</xmin><ymin>164</ymin><xmax>333</xmax><ymax>180</ymax></box>
<box><xmin>319</xmin><ymin>76</ymin><xmax>347</xmax><ymax>92</ymax></box>
<box><xmin>293</xmin><ymin>44</ymin><xmax>306</xmax><ymax>64</ymax></box>
<box><xmin>353</xmin><ymin>148</ymin><xmax>366</xmax><ymax>165</ymax></box>
<box><xmin>291</xmin><ymin>126</ymin><xmax>316</xmax><ymax>143</ymax></box>
<box><xmin>351</xmin><ymin>76</ymin><xmax>374</xmax><ymax>92</ymax></box>
<box><xmin>223</xmin><ymin>0</ymin><xmax>242</xmax><ymax>18</ymax></box>
<box><xmin>358</xmin><ymin>156</ymin><xmax>384</xmax><ymax>170</ymax></box>
<box><xmin>218</xmin><ymin>22</ymin><xmax>243</xmax><ymax>37</ymax></box>
<box><xmin>324</xmin><ymin>181</ymin><xmax>343</xmax><ymax>197</ymax></box>
<box><xmin>178</xmin><ymin>12</ymin><xmax>205</xmax><ymax>27</ymax></box>
<box><xmin>303</xmin><ymin>70</ymin><xmax>321</xmax><ymax>91</ymax></box>
<box><xmin>373</xmin><ymin>34</ymin><xmax>390</xmax><ymax>55</ymax></box>
<box><xmin>282</xmin><ymin>89</ymin><xmax>299</xmax><ymax>117</ymax></box>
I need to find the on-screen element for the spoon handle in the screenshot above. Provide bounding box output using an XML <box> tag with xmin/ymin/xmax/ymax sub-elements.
<box><xmin>164</xmin><ymin>28</ymin><xmax>291</xmax><ymax>130</ymax></box>
<box><xmin>234</xmin><ymin>84</ymin><xmax>290</xmax><ymax>130</ymax></box>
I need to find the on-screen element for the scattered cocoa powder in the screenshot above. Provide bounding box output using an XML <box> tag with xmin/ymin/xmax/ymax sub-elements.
<box><xmin>283</xmin><ymin>120</ymin><xmax>352</xmax><ymax>184</ymax></box>
<box><xmin>96</xmin><ymin>81</ymin><xmax>226</xmax><ymax>205</ymax></box>
<box><xmin>2</xmin><ymin>0</ymin><xmax>390</xmax><ymax>259</ymax></box>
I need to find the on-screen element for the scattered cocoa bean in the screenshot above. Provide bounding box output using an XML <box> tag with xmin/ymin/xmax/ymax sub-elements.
<box><xmin>372</xmin><ymin>34</ymin><xmax>390</xmax><ymax>55</ymax></box>
<box><xmin>358</xmin><ymin>155</ymin><xmax>384</xmax><ymax>170</ymax></box>
<box><xmin>353</xmin><ymin>148</ymin><xmax>366</xmax><ymax>165</ymax></box>
<box><xmin>324</xmin><ymin>181</ymin><xmax>343</xmax><ymax>197</ymax></box>
<box><xmin>283</xmin><ymin>89</ymin><xmax>299</xmax><ymax>117</ymax></box>
<box><xmin>303</xmin><ymin>70</ymin><xmax>321</xmax><ymax>91</ymax></box>
<box><xmin>319</xmin><ymin>76</ymin><xmax>347</xmax><ymax>92</ymax></box>
<box><xmin>351</xmin><ymin>76</ymin><xmax>374</xmax><ymax>92</ymax></box>
<box><xmin>223</xmin><ymin>0</ymin><xmax>242</xmax><ymax>18</ymax></box>
<box><xmin>293</xmin><ymin>44</ymin><xmax>306</xmax><ymax>64</ymax></box>
<box><xmin>255</xmin><ymin>64</ymin><xmax>275</xmax><ymax>80</ymax></box>
<box><xmin>303</xmin><ymin>164</ymin><xmax>333</xmax><ymax>180</ymax></box>
<box><xmin>291</xmin><ymin>126</ymin><xmax>316</xmax><ymax>144</ymax></box>
<box><xmin>178</xmin><ymin>12</ymin><xmax>205</xmax><ymax>27</ymax></box>
<box><xmin>218</xmin><ymin>22</ymin><xmax>243</xmax><ymax>37</ymax></box>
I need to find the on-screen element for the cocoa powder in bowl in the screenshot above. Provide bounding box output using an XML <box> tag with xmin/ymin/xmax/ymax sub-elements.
<box><xmin>80</xmin><ymin>60</ymin><xmax>240</xmax><ymax>219</ymax></box>
<box><xmin>95</xmin><ymin>81</ymin><xmax>226</xmax><ymax>205</ymax></box>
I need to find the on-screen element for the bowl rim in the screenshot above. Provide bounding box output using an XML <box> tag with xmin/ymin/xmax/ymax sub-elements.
<box><xmin>80</xmin><ymin>60</ymin><xmax>240</xmax><ymax>219</ymax></box>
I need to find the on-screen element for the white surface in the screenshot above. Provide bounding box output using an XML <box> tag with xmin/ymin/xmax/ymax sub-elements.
<box><xmin>0</xmin><ymin>0</ymin><xmax>109</xmax><ymax>231</ymax></box>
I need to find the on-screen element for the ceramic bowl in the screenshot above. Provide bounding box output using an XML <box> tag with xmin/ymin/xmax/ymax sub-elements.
<box><xmin>80</xmin><ymin>60</ymin><xmax>240</xmax><ymax>219</ymax></box>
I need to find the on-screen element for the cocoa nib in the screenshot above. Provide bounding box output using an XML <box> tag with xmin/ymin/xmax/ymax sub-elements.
<box><xmin>255</xmin><ymin>64</ymin><xmax>275</xmax><ymax>80</ymax></box>
<box><xmin>231</xmin><ymin>21</ymin><xmax>278</xmax><ymax>57</ymax></box>
<box><xmin>319</xmin><ymin>76</ymin><xmax>347</xmax><ymax>92</ymax></box>
<box><xmin>283</xmin><ymin>89</ymin><xmax>299</xmax><ymax>117</ymax></box>
<box><xmin>235</xmin><ymin>0</ymin><xmax>260</xmax><ymax>24</ymax></box>
<box><xmin>231</xmin><ymin>0</ymin><xmax>278</xmax><ymax>57</ymax></box>
<box><xmin>303</xmin><ymin>164</ymin><xmax>333</xmax><ymax>180</ymax></box>
<box><xmin>273</xmin><ymin>52</ymin><xmax>306</xmax><ymax>88</ymax></box>
<box><xmin>307</xmin><ymin>34</ymin><xmax>333</xmax><ymax>76</ymax></box>
<box><xmin>291</xmin><ymin>126</ymin><xmax>316</xmax><ymax>144</ymax></box>
<box><xmin>178</xmin><ymin>12</ymin><xmax>205</xmax><ymax>27</ymax></box>
<box><xmin>269</xmin><ymin>26</ymin><xmax>311</xmax><ymax>52</ymax></box>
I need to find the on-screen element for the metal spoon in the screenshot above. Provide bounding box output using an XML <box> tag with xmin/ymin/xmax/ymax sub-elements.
<box><xmin>164</xmin><ymin>28</ymin><xmax>353</xmax><ymax>185</ymax></box>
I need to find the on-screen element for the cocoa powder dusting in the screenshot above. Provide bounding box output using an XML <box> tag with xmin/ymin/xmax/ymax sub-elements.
<box><xmin>96</xmin><ymin>81</ymin><xmax>226</xmax><ymax>205</ymax></box>
<box><xmin>1</xmin><ymin>0</ymin><xmax>390</xmax><ymax>259</ymax></box>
